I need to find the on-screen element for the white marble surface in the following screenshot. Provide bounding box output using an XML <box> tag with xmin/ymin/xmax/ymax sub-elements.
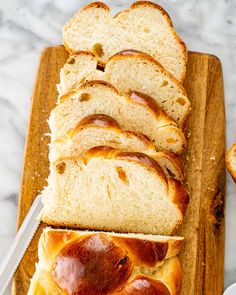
<box><xmin>0</xmin><ymin>0</ymin><xmax>235</xmax><ymax>292</ymax></box>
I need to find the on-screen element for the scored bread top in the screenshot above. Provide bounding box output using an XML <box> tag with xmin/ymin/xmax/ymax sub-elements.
<box><xmin>63</xmin><ymin>1</ymin><xmax>187</xmax><ymax>82</ymax></box>
<box><xmin>28</xmin><ymin>228</ymin><xmax>183</xmax><ymax>294</ymax></box>
<box><xmin>57</xmin><ymin>51</ymin><xmax>190</xmax><ymax>128</ymax></box>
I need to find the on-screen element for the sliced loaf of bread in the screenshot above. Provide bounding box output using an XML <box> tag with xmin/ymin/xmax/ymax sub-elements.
<box><xmin>226</xmin><ymin>143</ymin><xmax>236</xmax><ymax>182</ymax></box>
<box><xmin>58</xmin><ymin>50</ymin><xmax>190</xmax><ymax>128</ymax></box>
<box><xmin>63</xmin><ymin>1</ymin><xmax>187</xmax><ymax>82</ymax></box>
<box><xmin>50</xmin><ymin>114</ymin><xmax>184</xmax><ymax>181</ymax></box>
<box><xmin>41</xmin><ymin>146</ymin><xmax>189</xmax><ymax>235</ymax></box>
<box><xmin>51</xmin><ymin>81</ymin><xmax>186</xmax><ymax>154</ymax></box>
<box><xmin>28</xmin><ymin>228</ymin><xmax>183</xmax><ymax>295</ymax></box>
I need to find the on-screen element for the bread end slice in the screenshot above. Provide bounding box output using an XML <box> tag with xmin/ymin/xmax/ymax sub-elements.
<box><xmin>28</xmin><ymin>228</ymin><xmax>183</xmax><ymax>295</ymax></box>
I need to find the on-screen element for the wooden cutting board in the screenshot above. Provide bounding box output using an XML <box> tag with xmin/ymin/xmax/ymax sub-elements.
<box><xmin>12</xmin><ymin>46</ymin><xmax>225</xmax><ymax>295</ymax></box>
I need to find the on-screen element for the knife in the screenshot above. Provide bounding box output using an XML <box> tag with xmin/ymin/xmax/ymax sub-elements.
<box><xmin>0</xmin><ymin>194</ymin><xmax>43</xmax><ymax>295</ymax></box>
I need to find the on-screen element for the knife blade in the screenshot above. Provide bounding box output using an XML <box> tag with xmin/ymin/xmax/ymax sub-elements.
<box><xmin>0</xmin><ymin>194</ymin><xmax>43</xmax><ymax>295</ymax></box>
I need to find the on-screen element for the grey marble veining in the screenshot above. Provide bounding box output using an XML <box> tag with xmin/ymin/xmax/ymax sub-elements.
<box><xmin>0</xmin><ymin>0</ymin><xmax>235</xmax><ymax>292</ymax></box>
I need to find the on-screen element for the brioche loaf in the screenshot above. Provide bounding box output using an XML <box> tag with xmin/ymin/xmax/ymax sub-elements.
<box><xmin>58</xmin><ymin>50</ymin><xmax>190</xmax><ymax>128</ymax></box>
<box><xmin>41</xmin><ymin>146</ymin><xmax>189</xmax><ymax>235</ymax></box>
<box><xmin>226</xmin><ymin>143</ymin><xmax>236</xmax><ymax>181</ymax></box>
<box><xmin>51</xmin><ymin>81</ymin><xmax>186</xmax><ymax>154</ymax></box>
<box><xmin>50</xmin><ymin>114</ymin><xmax>184</xmax><ymax>181</ymax></box>
<box><xmin>28</xmin><ymin>228</ymin><xmax>183</xmax><ymax>294</ymax></box>
<box><xmin>63</xmin><ymin>1</ymin><xmax>187</xmax><ymax>82</ymax></box>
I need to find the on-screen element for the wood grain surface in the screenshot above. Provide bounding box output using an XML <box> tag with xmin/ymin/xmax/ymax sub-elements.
<box><xmin>12</xmin><ymin>47</ymin><xmax>225</xmax><ymax>295</ymax></box>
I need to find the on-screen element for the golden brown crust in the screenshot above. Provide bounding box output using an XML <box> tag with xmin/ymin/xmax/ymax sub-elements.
<box><xmin>112</xmin><ymin>236</ymin><xmax>168</xmax><ymax>267</ymax></box>
<box><xmin>59</xmin><ymin>90</ymin><xmax>77</xmax><ymax>103</ymax></box>
<box><xmin>70</xmin><ymin>120</ymin><xmax>155</xmax><ymax>151</ymax></box>
<box><xmin>83</xmin><ymin>146</ymin><xmax>167</xmax><ymax>183</ymax></box>
<box><xmin>71</xmin><ymin>50</ymin><xmax>96</xmax><ymax>58</ymax></box>
<box><xmin>58</xmin><ymin>80</ymin><xmax>118</xmax><ymax>105</ymax></box>
<box><xmin>120</xmin><ymin>275</ymin><xmax>171</xmax><ymax>294</ymax></box>
<box><xmin>60</xmin><ymin>79</ymin><xmax>177</xmax><ymax>129</ymax></box>
<box><xmin>118</xmin><ymin>151</ymin><xmax>167</xmax><ymax>181</ymax></box>
<box><xmin>128</xmin><ymin>91</ymin><xmax>162</xmax><ymax>118</ymax></box>
<box><xmin>54</xmin><ymin>117</ymin><xmax>184</xmax><ymax>181</ymax></box>
<box><xmin>42</xmin><ymin>229</ymin><xmax>183</xmax><ymax>260</ymax></box>
<box><xmin>77</xmin><ymin>114</ymin><xmax>120</xmax><ymax>129</ymax></box>
<box><xmin>31</xmin><ymin>229</ymin><xmax>183</xmax><ymax>294</ymax></box>
<box><xmin>114</xmin><ymin>49</ymin><xmax>146</xmax><ymax>56</ymax></box>
<box><xmin>54</xmin><ymin>80</ymin><xmax>187</xmax><ymax>150</ymax></box>
<box><xmin>42</xmin><ymin>230</ymin><xmax>77</xmax><ymax>255</ymax></box>
<box><xmin>161</xmin><ymin>152</ymin><xmax>184</xmax><ymax>173</ymax></box>
<box><xmin>166</xmin><ymin>239</ymin><xmax>184</xmax><ymax>259</ymax></box>
<box><xmin>52</xmin><ymin>233</ymin><xmax>132</xmax><ymax>294</ymax></box>
<box><xmin>124</xmin><ymin>131</ymin><xmax>153</xmax><ymax>148</ymax></box>
<box><xmin>167</xmin><ymin>178</ymin><xmax>189</xmax><ymax>215</ymax></box>
<box><xmin>127</xmin><ymin>91</ymin><xmax>176</xmax><ymax>126</ymax></box>
<box><xmin>158</xmin><ymin>257</ymin><xmax>182</xmax><ymax>295</ymax></box>
<box><xmin>128</xmin><ymin>1</ymin><xmax>188</xmax><ymax>83</ymax></box>
<box><xmin>82</xmin><ymin>1</ymin><xmax>110</xmax><ymax>11</ymax></box>
<box><xmin>59</xmin><ymin>80</ymin><xmax>118</xmax><ymax>103</ymax></box>
<box><xmin>155</xmin><ymin>152</ymin><xmax>185</xmax><ymax>181</ymax></box>
<box><xmin>130</xmin><ymin>1</ymin><xmax>173</xmax><ymax>27</ymax></box>
<box><xmin>59</xmin><ymin>50</ymin><xmax>189</xmax><ymax>127</ymax></box>
<box><xmin>226</xmin><ymin>143</ymin><xmax>236</xmax><ymax>182</ymax></box>
<box><xmin>79</xmin><ymin>79</ymin><xmax>119</xmax><ymax>94</ymax></box>
<box><xmin>108</xmin><ymin>51</ymin><xmax>187</xmax><ymax>97</ymax></box>
<box><xmin>38</xmin><ymin>229</ymin><xmax>78</xmax><ymax>270</ymax></box>
<box><xmin>113</xmin><ymin>9</ymin><xmax>129</xmax><ymax>19</ymax></box>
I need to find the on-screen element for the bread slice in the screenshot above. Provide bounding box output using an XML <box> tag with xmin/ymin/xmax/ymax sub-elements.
<box><xmin>28</xmin><ymin>228</ymin><xmax>183</xmax><ymax>295</ymax></box>
<box><xmin>50</xmin><ymin>114</ymin><xmax>184</xmax><ymax>182</ymax></box>
<box><xmin>63</xmin><ymin>1</ymin><xmax>187</xmax><ymax>82</ymax></box>
<box><xmin>58</xmin><ymin>50</ymin><xmax>190</xmax><ymax>128</ymax></box>
<box><xmin>51</xmin><ymin>81</ymin><xmax>186</xmax><ymax>154</ymax></box>
<box><xmin>41</xmin><ymin>146</ymin><xmax>189</xmax><ymax>235</ymax></box>
<box><xmin>226</xmin><ymin>143</ymin><xmax>236</xmax><ymax>181</ymax></box>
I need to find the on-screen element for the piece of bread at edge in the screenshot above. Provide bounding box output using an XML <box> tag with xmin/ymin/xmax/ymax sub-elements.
<box><xmin>41</xmin><ymin>146</ymin><xmax>189</xmax><ymax>235</ymax></box>
<box><xmin>226</xmin><ymin>143</ymin><xmax>236</xmax><ymax>181</ymax></box>
<box><xmin>51</xmin><ymin>80</ymin><xmax>186</xmax><ymax>154</ymax></box>
<box><xmin>50</xmin><ymin>114</ymin><xmax>184</xmax><ymax>182</ymax></box>
<box><xmin>63</xmin><ymin>1</ymin><xmax>187</xmax><ymax>82</ymax></box>
<box><xmin>58</xmin><ymin>50</ymin><xmax>190</xmax><ymax>128</ymax></box>
<box><xmin>28</xmin><ymin>228</ymin><xmax>183</xmax><ymax>295</ymax></box>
